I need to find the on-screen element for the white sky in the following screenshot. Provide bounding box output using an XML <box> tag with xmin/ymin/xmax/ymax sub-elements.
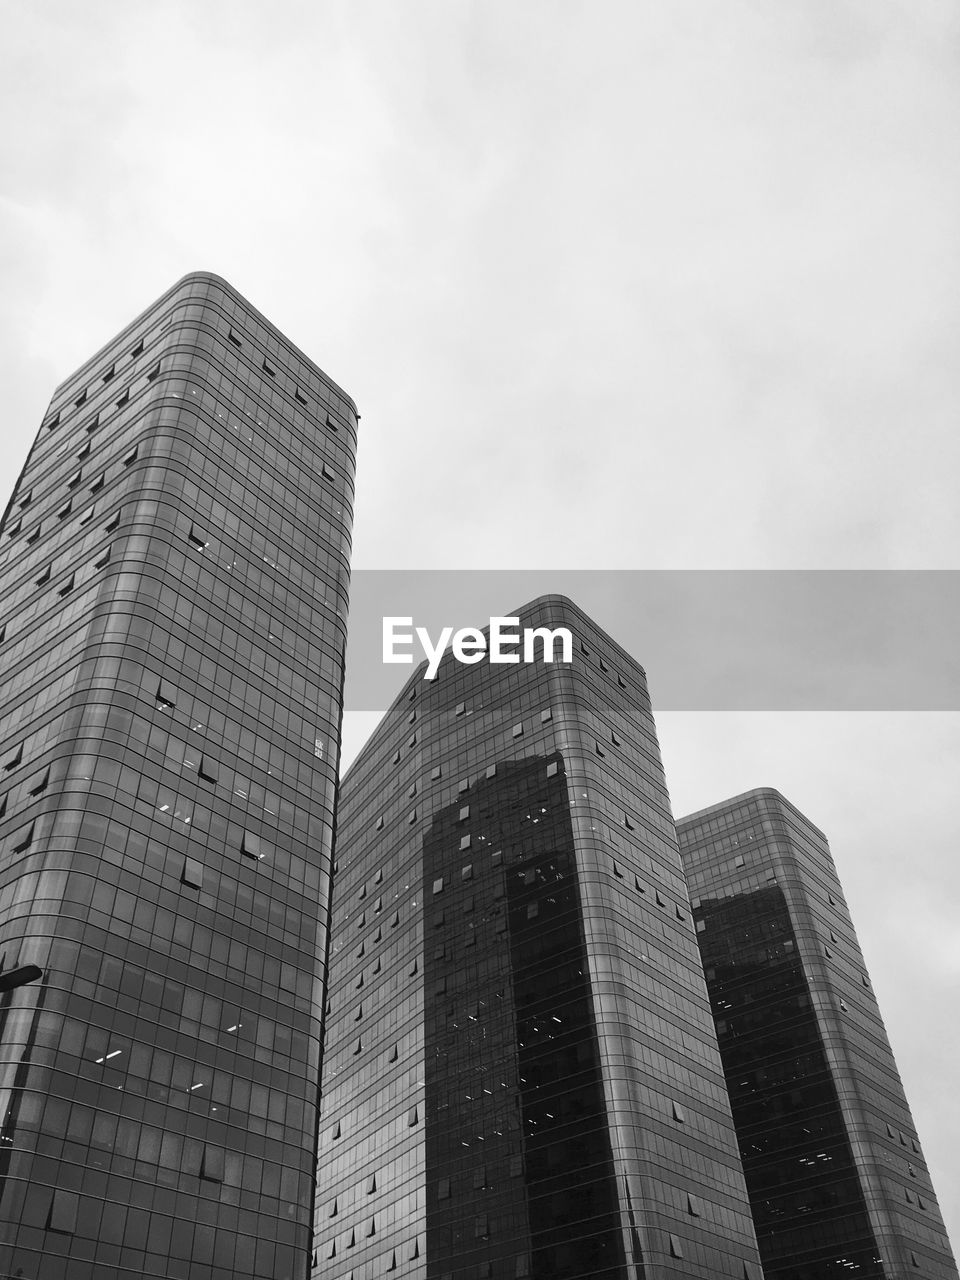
<box><xmin>2</xmin><ymin>0</ymin><xmax>958</xmax><ymax>1254</ymax></box>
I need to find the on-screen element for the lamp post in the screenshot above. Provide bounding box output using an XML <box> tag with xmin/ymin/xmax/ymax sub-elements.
<box><xmin>0</xmin><ymin>967</ymin><xmax>43</xmax><ymax>994</ymax></box>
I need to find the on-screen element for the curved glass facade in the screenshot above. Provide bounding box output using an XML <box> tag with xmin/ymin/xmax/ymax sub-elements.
<box><xmin>0</xmin><ymin>274</ymin><xmax>356</xmax><ymax>1279</ymax></box>
<box><xmin>316</xmin><ymin>596</ymin><xmax>763</xmax><ymax>1280</ymax></box>
<box><xmin>679</xmin><ymin>789</ymin><xmax>959</xmax><ymax>1280</ymax></box>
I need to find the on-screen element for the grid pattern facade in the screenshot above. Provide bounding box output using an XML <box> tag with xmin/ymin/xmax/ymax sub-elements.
<box><xmin>315</xmin><ymin>596</ymin><xmax>763</xmax><ymax>1280</ymax></box>
<box><xmin>0</xmin><ymin>273</ymin><xmax>357</xmax><ymax>1279</ymax></box>
<box><xmin>678</xmin><ymin>789</ymin><xmax>959</xmax><ymax>1280</ymax></box>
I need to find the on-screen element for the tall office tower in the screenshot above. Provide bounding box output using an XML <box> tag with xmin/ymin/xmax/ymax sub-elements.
<box><xmin>0</xmin><ymin>274</ymin><xmax>357</xmax><ymax>1280</ymax></box>
<box><xmin>678</xmin><ymin>789</ymin><xmax>958</xmax><ymax>1280</ymax></box>
<box><xmin>315</xmin><ymin>596</ymin><xmax>763</xmax><ymax>1280</ymax></box>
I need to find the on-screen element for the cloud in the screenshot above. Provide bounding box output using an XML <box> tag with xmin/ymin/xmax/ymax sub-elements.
<box><xmin>2</xmin><ymin>0</ymin><xmax>958</xmax><ymax>1247</ymax></box>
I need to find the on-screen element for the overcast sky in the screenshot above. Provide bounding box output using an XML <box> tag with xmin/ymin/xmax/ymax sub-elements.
<box><xmin>2</xmin><ymin>0</ymin><xmax>958</xmax><ymax>1253</ymax></box>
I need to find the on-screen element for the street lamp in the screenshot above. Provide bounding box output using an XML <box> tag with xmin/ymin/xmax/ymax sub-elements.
<box><xmin>0</xmin><ymin>966</ymin><xmax>43</xmax><ymax>993</ymax></box>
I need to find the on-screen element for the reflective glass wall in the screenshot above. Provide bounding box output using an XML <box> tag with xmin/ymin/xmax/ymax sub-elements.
<box><xmin>317</xmin><ymin>596</ymin><xmax>762</xmax><ymax>1280</ymax></box>
<box><xmin>0</xmin><ymin>274</ymin><xmax>357</xmax><ymax>1279</ymax></box>
<box><xmin>679</xmin><ymin>789</ymin><xmax>959</xmax><ymax>1280</ymax></box>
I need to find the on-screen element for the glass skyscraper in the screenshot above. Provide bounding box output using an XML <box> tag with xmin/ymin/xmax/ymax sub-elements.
<box><xmin>3</xmin><ymin>274</ymin><xmax>955</xmax><ymax>1280</ymax></box>
<box><xmin>315</xmin><ymin>596</ymin><xmax>763</xmax><ymax>1280</ymax></box>
<box><xmin>678</xmin><ymin>789</ymin><xmax>958</xmax><ymax>1280</ymax></box>
<box><xmin>0</xmin><ymin>273</ymin><xmax>357</xmax><ymax>1279</ymax></box>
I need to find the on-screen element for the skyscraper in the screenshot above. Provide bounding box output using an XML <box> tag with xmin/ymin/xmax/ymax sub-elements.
<box><xmin>678</xmin><ymin>789</ymin><xmax>958</xmax><ymax>1280</ymax></box>
<box><xmin>315</xmin><ymin>596</ymin><xmax>763</xmax><ymax>1280</ymax></box>
<box><xmin>0</xmin><ymin>273</ymin><xmax>357</xmax><ymax>1279</ymax></box>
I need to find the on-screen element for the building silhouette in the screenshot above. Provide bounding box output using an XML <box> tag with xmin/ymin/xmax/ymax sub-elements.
<box><xmin>314</xmin><ymin>596</ymin><xmax>763</xmax><ymax>1280</ymax></box>
<box><xmin>0</xmin><ymin>274</ymin><xmax>357</xmax><ymax>1279</ymax></box>
<box><xmin>678</xmin><ymin>789</ymin><xmax>959</xmax><ymax>1280</ymax></box>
